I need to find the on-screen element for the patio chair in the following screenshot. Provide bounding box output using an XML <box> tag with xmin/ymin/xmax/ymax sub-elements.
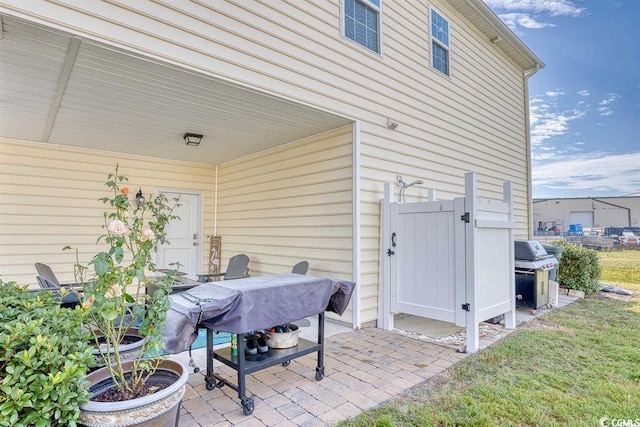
<box><xmin>197</xmin><ymin>254</ymin><xmax>250</xmax><ymax>283</ymax></box>
<box><xmin>34</xmin><ymin>262</ymin><xmax>83</xmax><ymax>290</ymax></box>
<box><xmin>291</xmin><ymin>261</ymin><xmax>309</xmax><ymax>275</ymax></box>
<box><xmin>35</xmin><ymin>275</ymin><xmax>81</xmax><ymax>309</ymax></box>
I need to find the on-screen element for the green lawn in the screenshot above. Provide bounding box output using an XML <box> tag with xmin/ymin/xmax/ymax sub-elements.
<box><xmin>598</xmin><ymin>250</ymin><xmax>640</xmax><ymax>293</ymax></box>
<box><xmin>339</xmin><ymin>250</ymin><xmax>640</xmax><ymax>427</ymax></box>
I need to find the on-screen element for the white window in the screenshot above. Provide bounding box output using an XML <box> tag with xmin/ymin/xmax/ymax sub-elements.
<box><xmin>343</xmin><ymin>0</ymin><xmax>381</xmax><ymax>53</ymax></box>
<box><xmin>431</xmin><ymin>8</ymin><xmax>450</xmax><ymax>76</ymax></box>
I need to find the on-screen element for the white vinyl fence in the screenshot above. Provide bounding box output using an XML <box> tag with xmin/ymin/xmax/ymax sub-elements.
<box><xmin>378</xmin><ymin>172</ymin><xmax>516</xmax><ymax>353</ymax></box>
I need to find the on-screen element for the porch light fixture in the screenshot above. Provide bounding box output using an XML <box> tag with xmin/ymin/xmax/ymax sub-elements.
<box><xmin>183</xmin><ymin>133</ymin><xmax>203</xmax><ymax>146</ymax></box>
<box><xmin>135</xmin><ymin>188</ymin><xmax>145</xmax><ymax>208</ymax></box>
<box><xmin>387</xmin><ymin>118</ymin><xmax>399</xmax><ymax>130</ymax></box>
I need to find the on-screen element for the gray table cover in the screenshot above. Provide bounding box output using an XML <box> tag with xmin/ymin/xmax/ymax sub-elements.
<box><xmin>162</xmin><ymin>273</ymin><xmax>354</xmax><ymax>354</ymax></box>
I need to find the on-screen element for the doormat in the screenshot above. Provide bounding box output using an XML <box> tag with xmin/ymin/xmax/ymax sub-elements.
<box><xmin>191</xmin><ymin>328</ymin><xmax>231</xmax><ymax>350</ymax></box>
<box><xmin>149</xmin><ymin>329</ymin><xmax>231</xmax><ymax>357</ymax></box>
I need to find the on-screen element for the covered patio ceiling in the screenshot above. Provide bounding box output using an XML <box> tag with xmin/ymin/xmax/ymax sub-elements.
<box><xmin>0</xmin><ymin>15</ymin><xmax>352</xmax><ymax>165</ymax></box>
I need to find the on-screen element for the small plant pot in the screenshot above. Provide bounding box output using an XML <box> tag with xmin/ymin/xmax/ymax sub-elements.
<box><xmin>266</xmin><ymin>324</ymin><xmax>301</xmax><ymax>349</ymax></box>
<box><xmin>91</xmin><ymin>327</ymin><xmax>146</xmax><ymax>368</ymax></box>
<box><xmin>80</xmin><ymin>359</ymin><xmax>188</xmax><ymax>427</ymax></box>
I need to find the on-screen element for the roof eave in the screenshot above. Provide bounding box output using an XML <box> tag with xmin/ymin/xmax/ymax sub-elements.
<box><xmin>447</xmin><ymin>0</ymin><xmax>545</xmax><ymax>72</ymax></box>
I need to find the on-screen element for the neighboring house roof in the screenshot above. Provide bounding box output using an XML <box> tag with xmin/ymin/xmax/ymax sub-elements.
<box><xmin>448</xmin><ymin>0</ymin><xmax>544</xmax><ymax>71</ymax></box>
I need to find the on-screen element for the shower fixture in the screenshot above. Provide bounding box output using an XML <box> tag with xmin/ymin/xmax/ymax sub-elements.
<box><xmin>398</xmin><ymin>178</ymin><xmax>424</xmax><ymax>202</ymax></box>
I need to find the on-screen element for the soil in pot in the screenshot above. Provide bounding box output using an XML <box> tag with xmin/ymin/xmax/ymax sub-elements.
<box><xmin>89</xmin><ymin>369</ymin><xmax>176</xmax><ymax>402</ymax></box>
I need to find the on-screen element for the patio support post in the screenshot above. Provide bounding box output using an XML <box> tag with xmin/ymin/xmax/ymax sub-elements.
<box><xmin>503</xmin><ymin>181</ymin><xmax>516</xmax><ymax>329</ymax></box>
<box><xmin>464</xmin><ymin>172</ymin><xmax>480</xmax><ymax>353</ymax></box>
<box><xmin>378</xmin><ymin>182</ymin><xmax>394</xmax><ymax>330</ymax></box>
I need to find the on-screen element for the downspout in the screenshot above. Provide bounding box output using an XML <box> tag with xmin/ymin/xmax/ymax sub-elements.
<box><xmin>214</xmin><ymin>165</ymin><xmax>218</xmax><ymax>236</ymax></box>
<box><xmin>524</xmin><ymin>64</ymin><xmax>541</xmax><ymax>239</ymax></box>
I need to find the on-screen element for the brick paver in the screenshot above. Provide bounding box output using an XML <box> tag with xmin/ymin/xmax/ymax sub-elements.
<box><xmin>176</xmin><ymin>325</ymin><xmax>510</xmax><ymax>426</ymax></box>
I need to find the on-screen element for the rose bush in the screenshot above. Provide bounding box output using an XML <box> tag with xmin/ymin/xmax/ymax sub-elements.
<box><xmin>66</xmin><ymin>165</ymin><xmax>180</xmax><ymax>400</ymax></box>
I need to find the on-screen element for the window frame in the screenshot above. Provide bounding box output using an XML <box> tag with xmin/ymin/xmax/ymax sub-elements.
<box><xmin>341</xmin><ymin>0</ymin><xmax>383</xmax><ymax>55</ymax></box>
<box><xmin>430</xmin><ymin>7</ymin><xmax>451</xmax><ymax>77</ymax></box>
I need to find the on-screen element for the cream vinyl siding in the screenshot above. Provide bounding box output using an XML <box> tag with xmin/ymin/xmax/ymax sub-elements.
<box><xmin>215</xmin><ymin>126</ymin><xmax>354</xmax><ymax>320</ymax></box>
<box><xmin>2</xmin><ymin>0</ymin><xmax>536</xmax><ymax>325</ymax></box>
<box><xmin>0</xmin><ymin>138</ymin><xmax>215</xmax><ymax>286</ymax></box>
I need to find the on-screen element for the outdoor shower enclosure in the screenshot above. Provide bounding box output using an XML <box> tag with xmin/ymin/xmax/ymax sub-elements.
<box><xmin>379</xmin><ymin>172</ymin><xmax>516</xmax><ymax>353</ymax></box>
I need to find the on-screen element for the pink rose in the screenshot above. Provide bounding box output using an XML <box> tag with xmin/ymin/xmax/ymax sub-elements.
<box><xmin>140</xmin><ymin>227</ymin><xmax>155</xmax><ymax>242</ymax></box>
<box><xmin>107</xmin><ymin>220</ymin><xmax>129</xmax><ymax>236</ymax></box>
<box><xmin>105</xmin><ymin>284</ymin><xmax>123</xmax><ymax>298</ymax></box>
<box><xmin>82</xmin><ymin>295</ymin><xmax>95</xmax><ymax>309</ymax></box>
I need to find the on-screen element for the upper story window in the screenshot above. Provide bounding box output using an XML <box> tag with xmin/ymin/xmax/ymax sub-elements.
<box><xmin>343</xmin><ymin>0</ymin><xmax>381</xmax><ymax>53</ymax></box>
<box><xmin>430</xmin><ymin>8</ymin><xmax>450</xmax><ymax>76</ymax></box>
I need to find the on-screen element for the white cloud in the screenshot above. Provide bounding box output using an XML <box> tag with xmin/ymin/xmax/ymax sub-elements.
<box><xmin>533</xmin><ymin>152</ymin><xmax>640</xmax><ymax>197</ymax></box>
<box><xmin>484</xmin><ymin>0</ymin><xmax>585</xmax><ymax>17</ymax></box>
<box><xmin>546</xmin><ymin>90</ymin><xmax>565</xmax><ymax>97</ymax></box>
<box><xmin>597</xmin><ymin>107</ymin><xmax>613</xmax><ymax>116</ymax></box>
<box><xmin>577</xmin><ymin>90</ymin><xmax>590</xmax><ymax>97</ymax></box>
<box><xmin>599</xmin><ymin>93</ymin><xmax>620</xmax><ymax>105</ymax></box>
<box><xmin>496</xmin><ymin>12</ymin><xmax>554</xmax><ymax>30</ymax></box>
<box><xmin>529</xmin><ymin>94</ymin><xmax>586</xmax><ymax>151</ymax></box>
<box><xmin>486</xmin><ymin>0</ymin><xmax>585</xmax><ymax>31</ymax></box>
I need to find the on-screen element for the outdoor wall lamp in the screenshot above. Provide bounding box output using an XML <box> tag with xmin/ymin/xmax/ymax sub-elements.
<box><xmin>387</xmin><ymin>118</ymin><xmax>399</xmax><ymax>129</ymax></box>
<box><xmin>183</xmin><ymin>133</ymin><xmax>203</xmax><ymax>146</ymax></box>
<box><xmin>135</xmin><ymin>188</ymin><xmax>145</xmax><ymax>208</ymax></box>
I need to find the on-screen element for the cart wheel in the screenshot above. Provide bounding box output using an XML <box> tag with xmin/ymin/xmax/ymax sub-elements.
<box><xmin>315</xmin><ymin>367</ymin><xmax>325</xmax><ymax>381</ymax></box>
<box><xmin>241</xmin><ymin>397</ymin><xmax>255</xmax><ymax>416</ymax></box>
<box><xmin>205</xmin><ymin>379</ymin><xmax>215</xmax><ymax>391</ymax></box>
<box><xmin>281</xmin><ymin>360</ymin><xmax>290</xmax><ymax>367</ymax></box>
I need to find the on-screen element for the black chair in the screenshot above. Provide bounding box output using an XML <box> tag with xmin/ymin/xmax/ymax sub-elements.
<box><xmin>291</xmin><ymin>261</ymin><xmax>309</xmax><ymax>275</ymax></box>
<box><xmin>35</xmin><ymin>262</ymin><xmax>83</xmax><ymax>290</ymax></box>
<box><xmin>197</xmin><ymin>254</ymin><xmax>250</xmax><ymax>283</ymax></box>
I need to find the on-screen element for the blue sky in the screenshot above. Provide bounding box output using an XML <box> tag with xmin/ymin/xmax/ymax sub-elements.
<box><xmin>485</xmin><ymin>0</ymin><xmax>640</xmax><ymax>198</ymax></box>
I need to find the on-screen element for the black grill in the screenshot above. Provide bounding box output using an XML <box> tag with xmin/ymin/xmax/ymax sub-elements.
<box><xmin>514</xmin><ymin>240</ymin><xmax>558</xmax><ymax>309</ymax></box>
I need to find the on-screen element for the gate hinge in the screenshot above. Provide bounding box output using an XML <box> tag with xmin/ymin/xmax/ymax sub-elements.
<box><xmin>461</xmin><ymin>303</ymin><xmax>470</xmax><ymax>312</ymax></box>
<box><xmin>461</xmin><ymin>212</ymin><xmax>470</xmax><ymax>223</ymax></box>
<box><xmin>387</xmin><ymin>249</ymin><xmax>395</xmax><ymax>256</ymax></box>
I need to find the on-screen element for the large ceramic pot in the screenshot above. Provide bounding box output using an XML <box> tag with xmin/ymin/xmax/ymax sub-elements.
<box><xmin>80</xmin><ymin>359</ymin><xmax>188</xmax><ymax>427</ymax></box>
<box><xmin>91</xmin><ymin>327</ymin><xmax>146</xmax><ymax>369</ymax></box>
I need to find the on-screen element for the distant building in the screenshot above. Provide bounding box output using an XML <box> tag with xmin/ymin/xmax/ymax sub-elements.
<box><xmin>533</xmin><ymin>197</ymin><xmax>640</xmax><ymax>234</ymax></box>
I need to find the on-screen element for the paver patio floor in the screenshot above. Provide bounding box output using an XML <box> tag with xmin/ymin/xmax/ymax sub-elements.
<box><xmin>172</xmin><ymin>293</ymin><xmax>577</xmax><ymax>426</ymax></box>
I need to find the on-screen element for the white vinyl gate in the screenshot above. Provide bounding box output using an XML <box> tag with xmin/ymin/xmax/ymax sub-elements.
<box><xmin>379</xmin><ymin>173</ymin><xmax>516</xmax><ymax>353</ymax></box>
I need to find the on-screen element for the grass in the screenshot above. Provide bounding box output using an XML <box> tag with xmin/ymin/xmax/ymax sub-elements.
<box><xmin>338</xmin><ymin>250</ymin><xmax>640</xmax><ymax>427</ymax></box>
<box><xmin>598</xmin><ymin>250</ymin><xmax>640</xmax><ymax>293</ymax></box>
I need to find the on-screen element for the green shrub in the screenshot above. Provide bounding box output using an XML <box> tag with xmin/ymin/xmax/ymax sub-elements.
<box><xmin>556</xmin><ymin>243</ymin><xmax>601</xmax><ymax>294</ymax></box>
<box><xmin>0</xmin><ymin>280</ymin><xmax>93</xmax><ymax>427</ymax></box>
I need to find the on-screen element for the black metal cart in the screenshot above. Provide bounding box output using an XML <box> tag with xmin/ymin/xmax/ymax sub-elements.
<box><xmin>203</xmin><ymin>312</ymin><xmax>326</xmax><ymax>415</ymax></box>
<box><xmin>161</xmin><ymin>273</ymin><xmax>355</xmax><ymax>416</ymax></box>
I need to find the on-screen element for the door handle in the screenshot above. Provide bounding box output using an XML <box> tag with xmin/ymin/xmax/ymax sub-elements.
<box><xmin>391</xmin><ymin>232</ymin><xmax>397</xmax><ymax>247</ymax></box>
<box><xmin>193</xmin><ymin>242</ymin><xmax>199</xmax><ymax>246</ymax></box>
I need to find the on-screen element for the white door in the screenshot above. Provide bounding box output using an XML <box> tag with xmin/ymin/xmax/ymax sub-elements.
<box><xmin>156</xmin><ymin>192</ymin><xmax>201</xmax><ymax>279</ymax></box>
<box><xmin>389</xmin><ymin>199</ymin><xmax>466</xmax><ymax>325</ymax></box>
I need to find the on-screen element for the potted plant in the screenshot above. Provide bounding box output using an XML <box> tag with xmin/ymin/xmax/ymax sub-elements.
<box><xmin>67</xmin><ymin>165</ymin><xmax>189</xmax><ymax>426</ymax></box>
<box><xmin>0</xmin><ymin>279</ymin><xmax>94</xmax><ymax>426</ymax></box>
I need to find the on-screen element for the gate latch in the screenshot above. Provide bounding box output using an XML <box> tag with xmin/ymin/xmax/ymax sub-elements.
<box><xmin>461</xmin><ymin>303</ymin><xmax>470</xmax><ymax>312</ymax></box>
<box><xmin>387</xmin><ymin>249</ymin><xmax>395</xmax><ymax>256</ymax></box>
<box><xmin>461</xmin><ymin>212</ymin><xmax>470</xmax><ymax>223</ymax></box>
